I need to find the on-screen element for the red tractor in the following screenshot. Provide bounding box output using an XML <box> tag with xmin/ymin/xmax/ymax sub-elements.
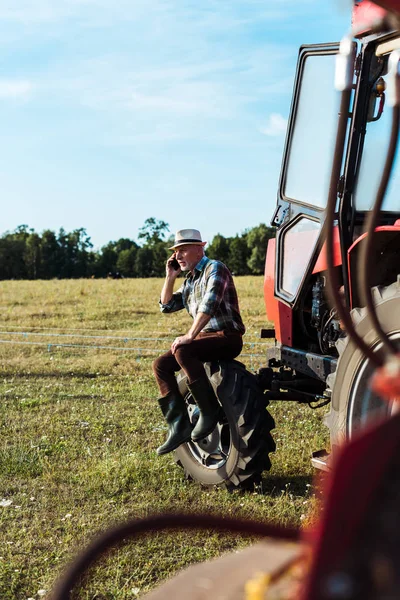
<box><xmin>171</xmin><ymin>0</ymin><xmax>400</xmax><ymax>490</ymax></box>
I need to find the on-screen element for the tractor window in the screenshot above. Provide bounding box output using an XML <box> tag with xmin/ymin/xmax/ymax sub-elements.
<box><xmin>354</xmin><ymin>69</ymin><xmax>399</xmax><ymax>212</ymax></box>
<box><xmin>281</xmin><ymin>217</ymin><xmax>321</xmax><ymax>297</ymax></box>
<box><xmin>284</xmin><ymin>53</ymin><xmax>339</xmax><ymax>208</ymax></box>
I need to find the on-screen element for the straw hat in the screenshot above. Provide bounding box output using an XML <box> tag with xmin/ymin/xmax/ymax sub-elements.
<box><xmin>169</xmin><ymin>229</ymin><xmax>207</xmax><ymax>250</ymax></box>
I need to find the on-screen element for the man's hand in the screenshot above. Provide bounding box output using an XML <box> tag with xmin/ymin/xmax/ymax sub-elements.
<box><xmin>171</xmin><ymin>313</ymin><xmax>211</xmax><ymax>353</ymax></box>
<box><xmin>171</xmin><ymin>333</ymin><xmax>193</xmax><ymax>354</ymax></box>
<box><xmin>166</xmin><ymin>253</ymin><xmax>181</xmax><ymax>278</ymax></box>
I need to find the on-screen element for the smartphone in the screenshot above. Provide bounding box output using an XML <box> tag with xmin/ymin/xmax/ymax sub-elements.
<box><xmin>170</xmin><ymin>256</ymin><xmax>180</xmax><ymax>270</ymax></box>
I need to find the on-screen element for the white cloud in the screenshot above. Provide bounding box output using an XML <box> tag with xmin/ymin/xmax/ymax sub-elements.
<box><xmin>261</xmin><ymin>113</ymin><xmax>288</xmax><ymax>137</ymax></box>
<box><xmin>0</xmin><ymin>80</ymin><xmax>33</xmax><ymax>99</ymax></box>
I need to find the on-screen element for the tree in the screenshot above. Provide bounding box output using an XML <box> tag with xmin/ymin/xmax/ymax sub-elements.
<box><xmin>95</xmin><ymin>242</ymin><xmax>118</xmax><ymax>277</ymax></box>
<box><xmin>136</xmin><ymin>218</ymin><xmax>171</xmax><ymax>277</ymax></box>
<box><xmin>24</xmin><ymin>232</ymin><xmax>42</xmax><ymax>279</ymax></box>
<box><xmin>0</xmin><ymin>218</ymin><xmax>277</xmax><ymax>279</ymax></box>
<box><xmin>150</xmin><ymin>241</ymin><xmax>169</xmax><ymax>277</ymax></box>
<box><xmin>246</xmin><ymin>224</ymin><xmax>275</xmax><ymax>274</ymax></box>
<box><xmin>57</xmin><ymin>228</ymin><xmax>71</xmax><ymax>278</ymax></box>
<box><xmin>116</xmin><ymin>247</ymin><xmax>138</xmax><ymax>277</ymax></box>
<box><xmin>206</xmin><ymin>234</ymin><xmax>230</xmax><ymax>265</ymax></box>
<box><xmin>138</xmin><ymin>218</ymin><xmax>169</xmax><ymax>246</ymax></box>
<box><xmin>228</xmin><ymin>235</ymin><xmax>251</xmax><ymax>275</ymax></box>
<box><xmin>70</xmin><ymin>228</ymin><xmax>93</xmax><ymax>277</ymax></box>
<box><xmin>6</xmin><ymin>226</ymin><xmax>30</xmax><ymax>279</ymax></box>
<box><xmin>114</xmin><ymin>238</ymin><xmax>138</xmax><ymax>254</ymax></box>
<box><xmin>0</xmin><ymin>236</ymin><xmax>25</xmax><ymax>279</ymax></box>
<box><xmin>40</xmin><ymin>230</ymin><xmax>60</xmax><ymax>279</ymax></box>
<box><xmin>56</xmin><ymin>228</ymin><xmax>93</xmax><ymax>278</ymax></box>
<box><xmin>95</xmin><ymin>238</ymin><xmax>138</xmax><ymax>277</ymax></box>
<box><xmin>135</xmin><ymin>247</ymin><xmax>154</xmax><ymax>278</ymax></box>
<box><xmin>14</xmin><ymin>224</ymin><xmax>30</xmax><ymax>240</ymax></box>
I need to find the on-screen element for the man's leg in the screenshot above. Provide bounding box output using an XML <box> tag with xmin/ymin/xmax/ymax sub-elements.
<box><xmin>173</xmin><ymin>332</ymin><xmax>243</xmax><ymax>441</ymax></box>
<box><xmin>152</xmin><ymin>351</ymin><xmax>193</xmax><ymax>455</ymax></box>
<box><xmin>152</xmin><ymin>350</ymin><xmax>181</xmax><ymax>397</ymax></box>
<box><xmin>173</xmin><ymin>331</ymin><xmax>243</xmax><ymax>383</ymax></box>
<box><xmin>153</xmin><ymin>332</ymin><xmax>242</xmax><ymax>394</ymax></box>
<box><xmin>151</xmin><ymin>333</ymin><xmax>243</xmax><ymax>451</ymax></box>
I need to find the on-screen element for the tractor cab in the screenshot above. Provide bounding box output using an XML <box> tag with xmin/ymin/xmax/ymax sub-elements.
<box><xmin>263</xmin><ymin>0</ymin><xmax>400</xmax><ymax>467</ymax></box>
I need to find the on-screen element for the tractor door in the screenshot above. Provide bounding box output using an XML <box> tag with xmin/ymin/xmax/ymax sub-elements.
<box><xmin>273</xmin><ymin>43</ymin><xmax>355</xmax><ymax>307</ymax></box>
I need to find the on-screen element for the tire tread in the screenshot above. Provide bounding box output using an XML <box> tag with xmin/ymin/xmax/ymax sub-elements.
<box><xmin>174</xmin><ymin>360</ymin><xmax>275</xmax><ymax>489</ymax></box>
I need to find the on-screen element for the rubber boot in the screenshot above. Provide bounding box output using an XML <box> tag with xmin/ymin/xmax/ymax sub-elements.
<box><xmin>156</xmin><ymin>392</ymin><xmax>193</xmax><ymax>455</ymax></box>
<box><xmin>187</xmin><ymin>377</ymin><xmax>221</xmax><ymax>442</ymax></box>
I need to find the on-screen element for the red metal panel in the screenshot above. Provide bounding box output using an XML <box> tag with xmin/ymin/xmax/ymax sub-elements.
<box><xmin>347</xmin><ymin>223</ymin><xmax>400</xmax><ymax>254</ymax></box>
<box><xmin>275</xmin><ymin>302</ymin><xmax>293</xmax><ymax>346</ymax></box>
<box><xmin>264</xmin><ymin>239</ymin><xmax>278</xmax><ymax>325</ymax></box>
<box><xmin>312</xmin><ymin>226</ymin><xmax>342</xmax><ymax>274</ymax></box>
<box><xmin>347</xmin><ymin>224</ymin><xmax>400</xmax><ymax>307</ymax></box>
<box><xmin>264</xmin><ymin>239</ymin><xmax>293</xmax><ymax>346</ymax></box>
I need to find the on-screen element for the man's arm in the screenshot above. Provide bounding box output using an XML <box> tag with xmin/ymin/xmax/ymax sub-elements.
<box><xmin>160</xmin><ymin>275</ymin><xmax>177</xmax><ymax>305</ymax></box>
<box><xmin>171</xmin><ymin>312</ymin><xmax>211</xmax><ymax>354</ymax></box>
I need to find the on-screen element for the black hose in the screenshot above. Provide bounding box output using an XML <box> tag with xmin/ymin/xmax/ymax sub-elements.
<box><xmin>51</xmin><ymin>512</ymin><xmax>300</xmax><ymax>600</ymax></box>
<box><xmin>323</xmin><ymin>88</ymin><xmax>384</xmax><ymax>368</ymax></box>
<box><xmin>358</xmin><ymin>104</ymin><xmax>400</xmax><ymax>356</ymax></box>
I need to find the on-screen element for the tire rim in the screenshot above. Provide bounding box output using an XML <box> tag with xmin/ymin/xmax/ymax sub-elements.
<box><xmin>347</xmin><ymin>331</ymin><xmax>400</xmax><ymax>438</ymax></box>
<box><xmin>185</xmin><ymin>401</ymin><xmax>231</xmax><ymax>470</ymax></box>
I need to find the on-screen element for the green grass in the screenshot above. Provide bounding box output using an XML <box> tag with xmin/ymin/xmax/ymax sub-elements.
<box><xmin>0</xmin><ymin>278</ymin><xmax>329</xmax><ymax>599</ymax></box>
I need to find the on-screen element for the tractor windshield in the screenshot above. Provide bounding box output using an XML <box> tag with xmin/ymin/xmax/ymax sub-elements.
<box><xmin>284</xmin><ymin>52</ymin><xmax>339</xmax><ymax>208</ymax></box>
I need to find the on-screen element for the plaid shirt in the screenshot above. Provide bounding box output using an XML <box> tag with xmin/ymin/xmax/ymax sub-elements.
<box><xmin>159</xmin><ymin>255</ymin><xmax>245</xmax><ymax>334</ymax></box>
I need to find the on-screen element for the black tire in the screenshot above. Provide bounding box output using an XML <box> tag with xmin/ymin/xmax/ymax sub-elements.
<box><xmin>325</xmin><ymin>279</ymin><xmax>400</xmax><ymax>452</ymax></box>
<box><xmin>174</xmin><ymin>360</ymin><xmax>275</xmax><ymax>490</ymax></box>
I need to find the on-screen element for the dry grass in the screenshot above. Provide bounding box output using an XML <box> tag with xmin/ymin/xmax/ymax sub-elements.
<box><xmin>0</xmin><ymin>278</ymin><xmax>329</xmax><ymax>599</ymax></box>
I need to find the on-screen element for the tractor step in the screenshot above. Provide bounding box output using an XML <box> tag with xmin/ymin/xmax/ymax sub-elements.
<box><xmin>311</xmin><ymin>449</ymin><xmax>331</xmax><ymax>472</ymax></box>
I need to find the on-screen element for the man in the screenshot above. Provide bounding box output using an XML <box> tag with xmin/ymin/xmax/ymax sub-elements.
<box><xmin>152</xmin><ymin>228</ymin><xmax>245</xmax><ymax>455</ymax></box>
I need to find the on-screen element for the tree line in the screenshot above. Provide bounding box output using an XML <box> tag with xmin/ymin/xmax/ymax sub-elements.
<box><xmin>0</xmin><ymin>218</ymin><xmax>275</xmax><ymax>280</ymax></box>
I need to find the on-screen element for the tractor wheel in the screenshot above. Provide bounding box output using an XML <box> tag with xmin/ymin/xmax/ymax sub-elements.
<box><xmin>325</xmin><ymin>279</ymin><xmax>400</xmax><ymax>452</ymax></box>
<box><xmin>174</xmin><ymin>360</ymin><xmax>275</xmax><ymax>490</ymax></box>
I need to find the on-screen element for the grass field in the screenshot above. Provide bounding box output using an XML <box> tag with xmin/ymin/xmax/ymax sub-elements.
<box><xmin>0</xmin><ymin>277</ymin><xmax>329</xmax><ymax>599</ymax></box>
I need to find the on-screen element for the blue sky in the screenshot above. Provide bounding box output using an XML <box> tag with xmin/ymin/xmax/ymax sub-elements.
<box><xmin>1</xmin><ymin>0</ymin><xmax>350</xmax><ymax>249</ymax></box>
